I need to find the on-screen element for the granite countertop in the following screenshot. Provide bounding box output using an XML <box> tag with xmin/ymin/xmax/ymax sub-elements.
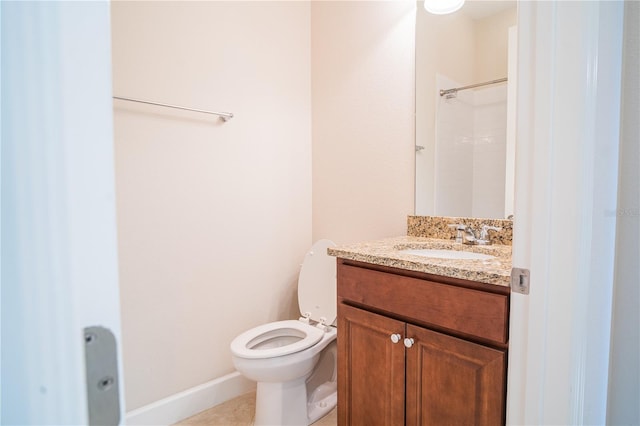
<box><xmin>328</xmin><ymin>236</ymin><xmax>512</xmax><ymax>287</ymax></box>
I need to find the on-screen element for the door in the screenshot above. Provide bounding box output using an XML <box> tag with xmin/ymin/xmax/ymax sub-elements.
<box><xmin>338</xmin><ymin>304</ymin><xmax>405</xmax><ymax>426</ymax></box>
<box><xmin>1</xmin><ymin>2</ymin><xmax>123</xmax><ymax>424</ymax></box>
<box><xmin>405</xmin><ymin>325</ymin><xmax>506</xmax><ymax>426</ymax></box>
<box><xmin>508</xmin><ymin>2</ymin><xmax>625</xmax><ymax>424</ymax></box>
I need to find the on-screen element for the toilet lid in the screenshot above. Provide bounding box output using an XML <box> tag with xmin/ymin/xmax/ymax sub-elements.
<box><xmin>298</xmin><ymin>239</ymin><xmax>337</xmax><ymax>325</ymax></box>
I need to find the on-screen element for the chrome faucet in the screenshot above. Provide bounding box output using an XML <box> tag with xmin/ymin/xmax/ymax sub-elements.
<box><xmin>462</xmin><ymin>226</ymin><xmax>478</xmax><ymax>245</ymax></box>
<box><xmin>455</xmin><ymin>224</ymin><xmax>502</xmax><ymax>245</ymax></box>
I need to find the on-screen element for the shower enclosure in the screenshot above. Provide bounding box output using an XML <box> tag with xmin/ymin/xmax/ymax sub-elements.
<box><xmin>434</xmin><ymin>75</ymin><xmax>508</xmax><ymax>218</ymax></box>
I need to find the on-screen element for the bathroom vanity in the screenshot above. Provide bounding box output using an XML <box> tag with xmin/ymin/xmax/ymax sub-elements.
<box><xmin>329</xmin><ymin>228</ymin><xmax>512</xmax><ymax>426</ymax></box>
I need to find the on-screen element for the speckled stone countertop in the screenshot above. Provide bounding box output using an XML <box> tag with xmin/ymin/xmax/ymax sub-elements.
<box><xmin>407</xmin><ymin>215</ymin><xmax>513</xmax><ymax>245</ymax></box>
<box><xmin>328</xmin><ymin>236</ymin><xmax>512</xmax><ymax>287</ymax></box>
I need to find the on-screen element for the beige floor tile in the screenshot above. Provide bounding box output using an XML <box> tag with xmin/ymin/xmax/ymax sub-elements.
<box><xmin>174</xmin><ymin>392</ymin><xmax>255</xmax><ymax>426</ymax></box>
<box><xmin>173</xmin><ymin>391</ymin><xmax>336</xmax><ymax>426</ymax></box>
<box><xmin>311</xmin><ymin>406</ymin><xmax>337</xmax><ymax>426</ymax></box>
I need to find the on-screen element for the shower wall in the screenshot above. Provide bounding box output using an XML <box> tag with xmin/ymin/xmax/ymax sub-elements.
<box><xmin>472</xmin><ymin>84</ymin><xmax>508</xmax><ymax>218</ymax></box>
<box><xmin>434</xmin><ymin>76</ymin><xmax>507</xmax><ymax>218</ymax></box>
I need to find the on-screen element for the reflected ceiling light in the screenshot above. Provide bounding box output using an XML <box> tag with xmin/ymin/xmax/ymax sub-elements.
<box><xmin>423</xmin><ymin>0</ymin><xmax>465</xmax><ymax>15</ymax></box>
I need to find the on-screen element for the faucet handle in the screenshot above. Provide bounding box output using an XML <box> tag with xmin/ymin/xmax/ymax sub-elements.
<box><xmin>448</xmin><ymin>224</ymin><xmax>466</xmax><ymax>243</ymax></box>
<box><xmin>478</xmin><ymin>225</ymin><xmax>502</xmax><ymax>244</ymax></box>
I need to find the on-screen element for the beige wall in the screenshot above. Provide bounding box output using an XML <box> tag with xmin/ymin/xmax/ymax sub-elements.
<box><xmin>111</xmin><ymin>1</ymin><xmax>312</xmax><ymax>410</ymax></box>
<box><xmin>311</xmin><ymin>1</ymin><xmax>416</xmax><ymax>244</ymax></box>
<box><xmin>113</xmin><ymin>0</ymin><xmax>416</xmax><ymax>412</ymax></box>
<box><xmin>474</xmin><ymin>7</ymin><xmax>517</xmax><ymax>83</ymax></box>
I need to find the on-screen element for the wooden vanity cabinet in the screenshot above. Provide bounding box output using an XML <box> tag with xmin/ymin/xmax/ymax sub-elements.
<box><xmin>336</xmin><ymin>259</ymin><xmax>510</xmax><ymax>426</ymax></box>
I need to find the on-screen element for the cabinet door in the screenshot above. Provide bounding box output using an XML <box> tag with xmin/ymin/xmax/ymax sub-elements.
<box><xmin>338</xmin><ymin>304</ymin><xmax>405</xmax><ymax>426</ymax></box>
<box><xmin>405</xmin><ymin>324</ymin><xmax>506</xmax><ymax>426</ymax></box>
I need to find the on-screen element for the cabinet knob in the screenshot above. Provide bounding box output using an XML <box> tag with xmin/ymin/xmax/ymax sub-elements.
<box><xmin>390</xmin><ymin>333</ymin><xmax>402</xmax><ymax>344</ymax></box>
<box><xmin>404</xmin><ymin>338</ymin><xmax>415</xmax><ymax>348</ymax></box>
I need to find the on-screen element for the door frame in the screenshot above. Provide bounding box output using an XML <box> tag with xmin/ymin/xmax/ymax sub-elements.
<box><xmin>1</xmin><ymin>2</ymin><xmax>124</xmax><ymax>424</ymax></box>
<box><xmin>507</xmin><ymin>1</ymin><xmax>624</xmax><ymax>424</ymax></box>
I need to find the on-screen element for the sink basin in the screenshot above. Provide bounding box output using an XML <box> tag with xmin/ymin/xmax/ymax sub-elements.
<box><xmin>400</xmin><ymin>248</ymin><xmax>495</xmax><ymax>260</ymax></box>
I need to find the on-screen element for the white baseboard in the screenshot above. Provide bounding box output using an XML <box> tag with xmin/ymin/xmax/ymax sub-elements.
<box><xmin>125</xmin><ymin>371</ymin><xmax>255</xmax><ymax>426</ymax></box>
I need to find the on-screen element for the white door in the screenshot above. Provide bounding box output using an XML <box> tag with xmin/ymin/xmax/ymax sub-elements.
<box><xmin>1</xmin><ymin>2</ymin><xmax>124</xmax><ymax>424</ymax></box>
<box><xmin>507</xmin><ymin>1</ymin><xmax>624</xmax><ymax>425</ymax></box>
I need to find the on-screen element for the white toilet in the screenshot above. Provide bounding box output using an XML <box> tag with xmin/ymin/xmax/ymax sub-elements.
<box><xmin>230</xmin><ymin>239</ymin><xmax>338</xmax><ymax>426</ymax></box>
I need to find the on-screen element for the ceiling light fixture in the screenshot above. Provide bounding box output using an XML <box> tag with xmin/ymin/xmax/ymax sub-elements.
<box><xmin>423</xmin><ymin>0</ymin><xmax>465</xmax><ymax>15</ymax></box>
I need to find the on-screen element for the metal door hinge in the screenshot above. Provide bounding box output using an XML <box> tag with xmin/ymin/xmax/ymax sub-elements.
<box><xmin>511</xmin><ymin>267</ymin><xmax>530</xmax><ymax>295</ymax></box>
<box><xmin>84</xmin><ymin>326</ymin><xmax>121</xmax><ymax>425</ymax></box>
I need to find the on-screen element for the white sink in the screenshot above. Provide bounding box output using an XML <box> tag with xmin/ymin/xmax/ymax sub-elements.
<box><xmin>400</xmin><ymin>248</ymin><xmax>495</xmax><ymax>260</ymax></box>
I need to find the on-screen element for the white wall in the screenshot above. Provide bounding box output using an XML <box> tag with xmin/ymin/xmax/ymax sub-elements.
<box><xmin>433</xmin><ymin>76</ymin><xmax>475</xmax><ymax>216</ymax></box>
<box><xmin>111</xmin><ymin>1</ymin><xmax>312</xmax><ymax>411</ymax></box>
<box><xmin>607</xmin><ymin>1</ymin><xmax>640</xmax><ymax>423</ymax></box>
<box><xmin>311</xmin><ymin>1</ymin><xmax>416</xmax><ymax>244</ymax></box>
<box><xmin>471</xmin><ymin>85</ymin><xmax>507</xmax><ymax>219</ymax></box>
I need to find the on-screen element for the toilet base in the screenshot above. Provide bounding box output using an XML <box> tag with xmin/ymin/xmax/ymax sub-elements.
<box><xmin>254</xmin><ymin>379</ymin><xmax>337</xmax><ymax>426</ymax></box>
<box><xmin>254</xmin><ymin>378</ymin><xmax>308</xmax><ymax>426</ymax></box>
<box><xmin>307</xmin><ymin>382</ymin><xmax>337</xmax><ymax>424</ymax></box>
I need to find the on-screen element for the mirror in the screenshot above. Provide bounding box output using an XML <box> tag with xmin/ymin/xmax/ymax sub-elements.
<box><xmin>415</xmin><ymin>1</ymin><xmax>517</xmax><ymax>218</ymax></box>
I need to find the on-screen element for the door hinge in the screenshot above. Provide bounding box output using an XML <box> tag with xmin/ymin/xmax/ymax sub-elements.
<box><xmin>511</xmin><ymin>267</ymin><xmax>530</xmax><ymax>295</ymax></box>
<box><xmin>84</xmin><ymin>326</ymin><xmax>121</xmax><ymax>425</ymax></box>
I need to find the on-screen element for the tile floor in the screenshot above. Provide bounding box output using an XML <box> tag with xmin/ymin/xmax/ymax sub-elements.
<box><xmin>174</xmin><ymin>391</ymin><xmax>337</xmax><ymax>426</ymax></box>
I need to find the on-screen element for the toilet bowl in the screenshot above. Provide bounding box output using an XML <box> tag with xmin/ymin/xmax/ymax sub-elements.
<box><xmin>230</xmin><ymin>239</ymin><xmax>337</xmax><ymax>426</ymax></box>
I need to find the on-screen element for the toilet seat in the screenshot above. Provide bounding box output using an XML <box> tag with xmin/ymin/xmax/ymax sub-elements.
<box><xmin>231</xmin><ymin>320</ymin><xmax>325</xmax><ymax>359</ymax></box>
<box><xmin>231</xmin><ymin>239</ymin><xmax>337</xmax><ymax>362</ymax></box>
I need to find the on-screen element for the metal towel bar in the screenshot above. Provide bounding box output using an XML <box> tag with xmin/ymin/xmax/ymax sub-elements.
<box><xmin>113</xmin><ymin>96</ymin><xmax>234</xmax><ymax>121</ymax></box>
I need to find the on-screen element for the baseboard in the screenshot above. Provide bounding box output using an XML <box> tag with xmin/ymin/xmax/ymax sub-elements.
<box><xmin>125</xmin><ymin>371</ymin><xmax>255</xmax><ymax>426</ymax></box>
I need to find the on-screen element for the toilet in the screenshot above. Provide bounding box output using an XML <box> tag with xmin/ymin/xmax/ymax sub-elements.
<box><xmin>230</xmin><ymin>239</ymin><xmax>338</xmax><ymax>426</ymax></box>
